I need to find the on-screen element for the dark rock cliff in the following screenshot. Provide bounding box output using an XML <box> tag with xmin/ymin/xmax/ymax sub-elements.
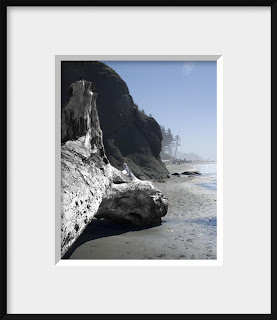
<box><xmin>62</xmin><ymin>61</ymin><xmax>169</xmax><ymax>180</ymax></box>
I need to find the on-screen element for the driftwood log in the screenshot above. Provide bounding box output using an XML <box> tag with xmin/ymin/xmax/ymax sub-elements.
<box><xmin>61</xmin><ymin>80</ymin><xmax>168</xmax><ymax>257</ymax></box>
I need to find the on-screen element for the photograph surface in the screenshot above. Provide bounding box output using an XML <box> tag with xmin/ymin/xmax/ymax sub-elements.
<box><xmin>60</xmin><ymin>60</ymin><xmax>217</xmax><ymax>260</ymax></box>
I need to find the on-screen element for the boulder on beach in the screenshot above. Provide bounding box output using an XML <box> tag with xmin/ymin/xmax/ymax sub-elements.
<box><xmin>172</xmin><ymin>172</ymin><xmax>180</xmax><ymax>176</ymax></box>
<box><xmin>61</xmin><ymin>80</ymin><xmax>168</xmax><ymax>257</ymax></box>
<box><xmin>96</xmin><ymin>178</ymin><xmax>168</xmax><ymax>227</ymax></box>
<box><xmin>181</xmin><ymin>171</ymin><xmax>201</xmax><ymax>175</ymax></box>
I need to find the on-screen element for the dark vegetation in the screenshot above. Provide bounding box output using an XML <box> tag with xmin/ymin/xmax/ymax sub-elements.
<box><xmin>160</xmin><ymin>126</ymin><xmax>181</xmax><ymax>160</ymax></box>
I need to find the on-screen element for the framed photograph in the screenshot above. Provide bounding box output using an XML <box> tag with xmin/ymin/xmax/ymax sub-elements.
<box><xmin>56</xmin><ymin>55</ymin><xmax>221</xmax><ymax>264</ymax></box>
<box><xmin>3</xmin><ymin>2</ymin><xmax>273</xmax><ymax>319</ymax></box>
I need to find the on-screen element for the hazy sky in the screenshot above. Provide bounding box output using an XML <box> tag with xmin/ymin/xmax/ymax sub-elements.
<box><xmin>102</xmin><ymin>61</ymin><xmax>217</xmax><ymax>160</ymax></box>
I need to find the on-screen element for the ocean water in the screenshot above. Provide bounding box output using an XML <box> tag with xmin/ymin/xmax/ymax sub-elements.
<box><xmin>195</xmin><ymin>163</ymin><xmax>217</xmax><ymax>176</ymax></box>
<box><xmin>195</xmin><ymin>163</ymin><xmax>217</xmax><ymax>191</ymax></box>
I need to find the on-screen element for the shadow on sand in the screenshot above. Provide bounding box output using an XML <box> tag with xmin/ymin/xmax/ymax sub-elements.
<box><xmin>62</xmin><ymin>218</ymin><xmax>161</xmax><ymax>259</ymax></box>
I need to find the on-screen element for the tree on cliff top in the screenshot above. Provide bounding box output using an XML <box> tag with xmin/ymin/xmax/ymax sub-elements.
<box><xmin>173</xmin><ymin>135</ymin><xmax>181</xmax><ymax>159</ymax></box>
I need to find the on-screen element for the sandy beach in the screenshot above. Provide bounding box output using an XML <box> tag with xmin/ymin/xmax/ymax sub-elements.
<box><xmin>64</xmin><ymin>162</ymin><xmax>217</xmax><ymax>260</ymax></box>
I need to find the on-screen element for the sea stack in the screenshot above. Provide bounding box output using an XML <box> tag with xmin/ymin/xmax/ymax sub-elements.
<box><xmin>62</xmin><ymin>61</ymin><xmax>169</xmax><ymax>180</ymax></box>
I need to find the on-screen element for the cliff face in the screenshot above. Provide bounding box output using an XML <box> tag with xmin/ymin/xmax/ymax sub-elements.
<box><xmin>61</xmin><ymin>80</ymin><xmax>168</xmax><ymax>257</ymax></box>
<box><xmin>62</xmin><ymin>61</ymin><xmax>169</xmax><ymax>180</ymax></box>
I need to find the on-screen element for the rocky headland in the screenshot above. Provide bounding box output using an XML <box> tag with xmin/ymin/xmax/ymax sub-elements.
<box><xmin>61</xmin><ymin>80</ymin><xmax>168</xmax><ymax>257</ymax></box>
<box><xmin>62</xmin><ymin>61</ymin><xmax>169</xmax><ymax>180</ymax></box>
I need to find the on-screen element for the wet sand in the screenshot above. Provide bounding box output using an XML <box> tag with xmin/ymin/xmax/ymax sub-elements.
<box><xmin>64</xmin><ymin>162</ymin><xmax>217</xmax><ymax>260</ymax></box>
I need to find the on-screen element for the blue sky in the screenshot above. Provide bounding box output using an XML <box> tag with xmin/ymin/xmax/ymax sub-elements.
<box><xmin>102</xmin><ymin>61</ymin><xmax>217</xmax><ymax>160</ymax></box>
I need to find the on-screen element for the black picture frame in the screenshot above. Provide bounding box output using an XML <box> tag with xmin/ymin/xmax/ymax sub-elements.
<box><xmin>1</xmin><ymin>1</ymin><xmax>274</xmax><ymax>319</ymax></box>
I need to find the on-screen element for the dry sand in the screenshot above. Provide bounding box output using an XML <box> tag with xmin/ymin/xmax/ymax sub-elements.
<box><xmin>64</xmin><ymin>162</ymin><xmax>217</xmax><ymax>260</ymax></box>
